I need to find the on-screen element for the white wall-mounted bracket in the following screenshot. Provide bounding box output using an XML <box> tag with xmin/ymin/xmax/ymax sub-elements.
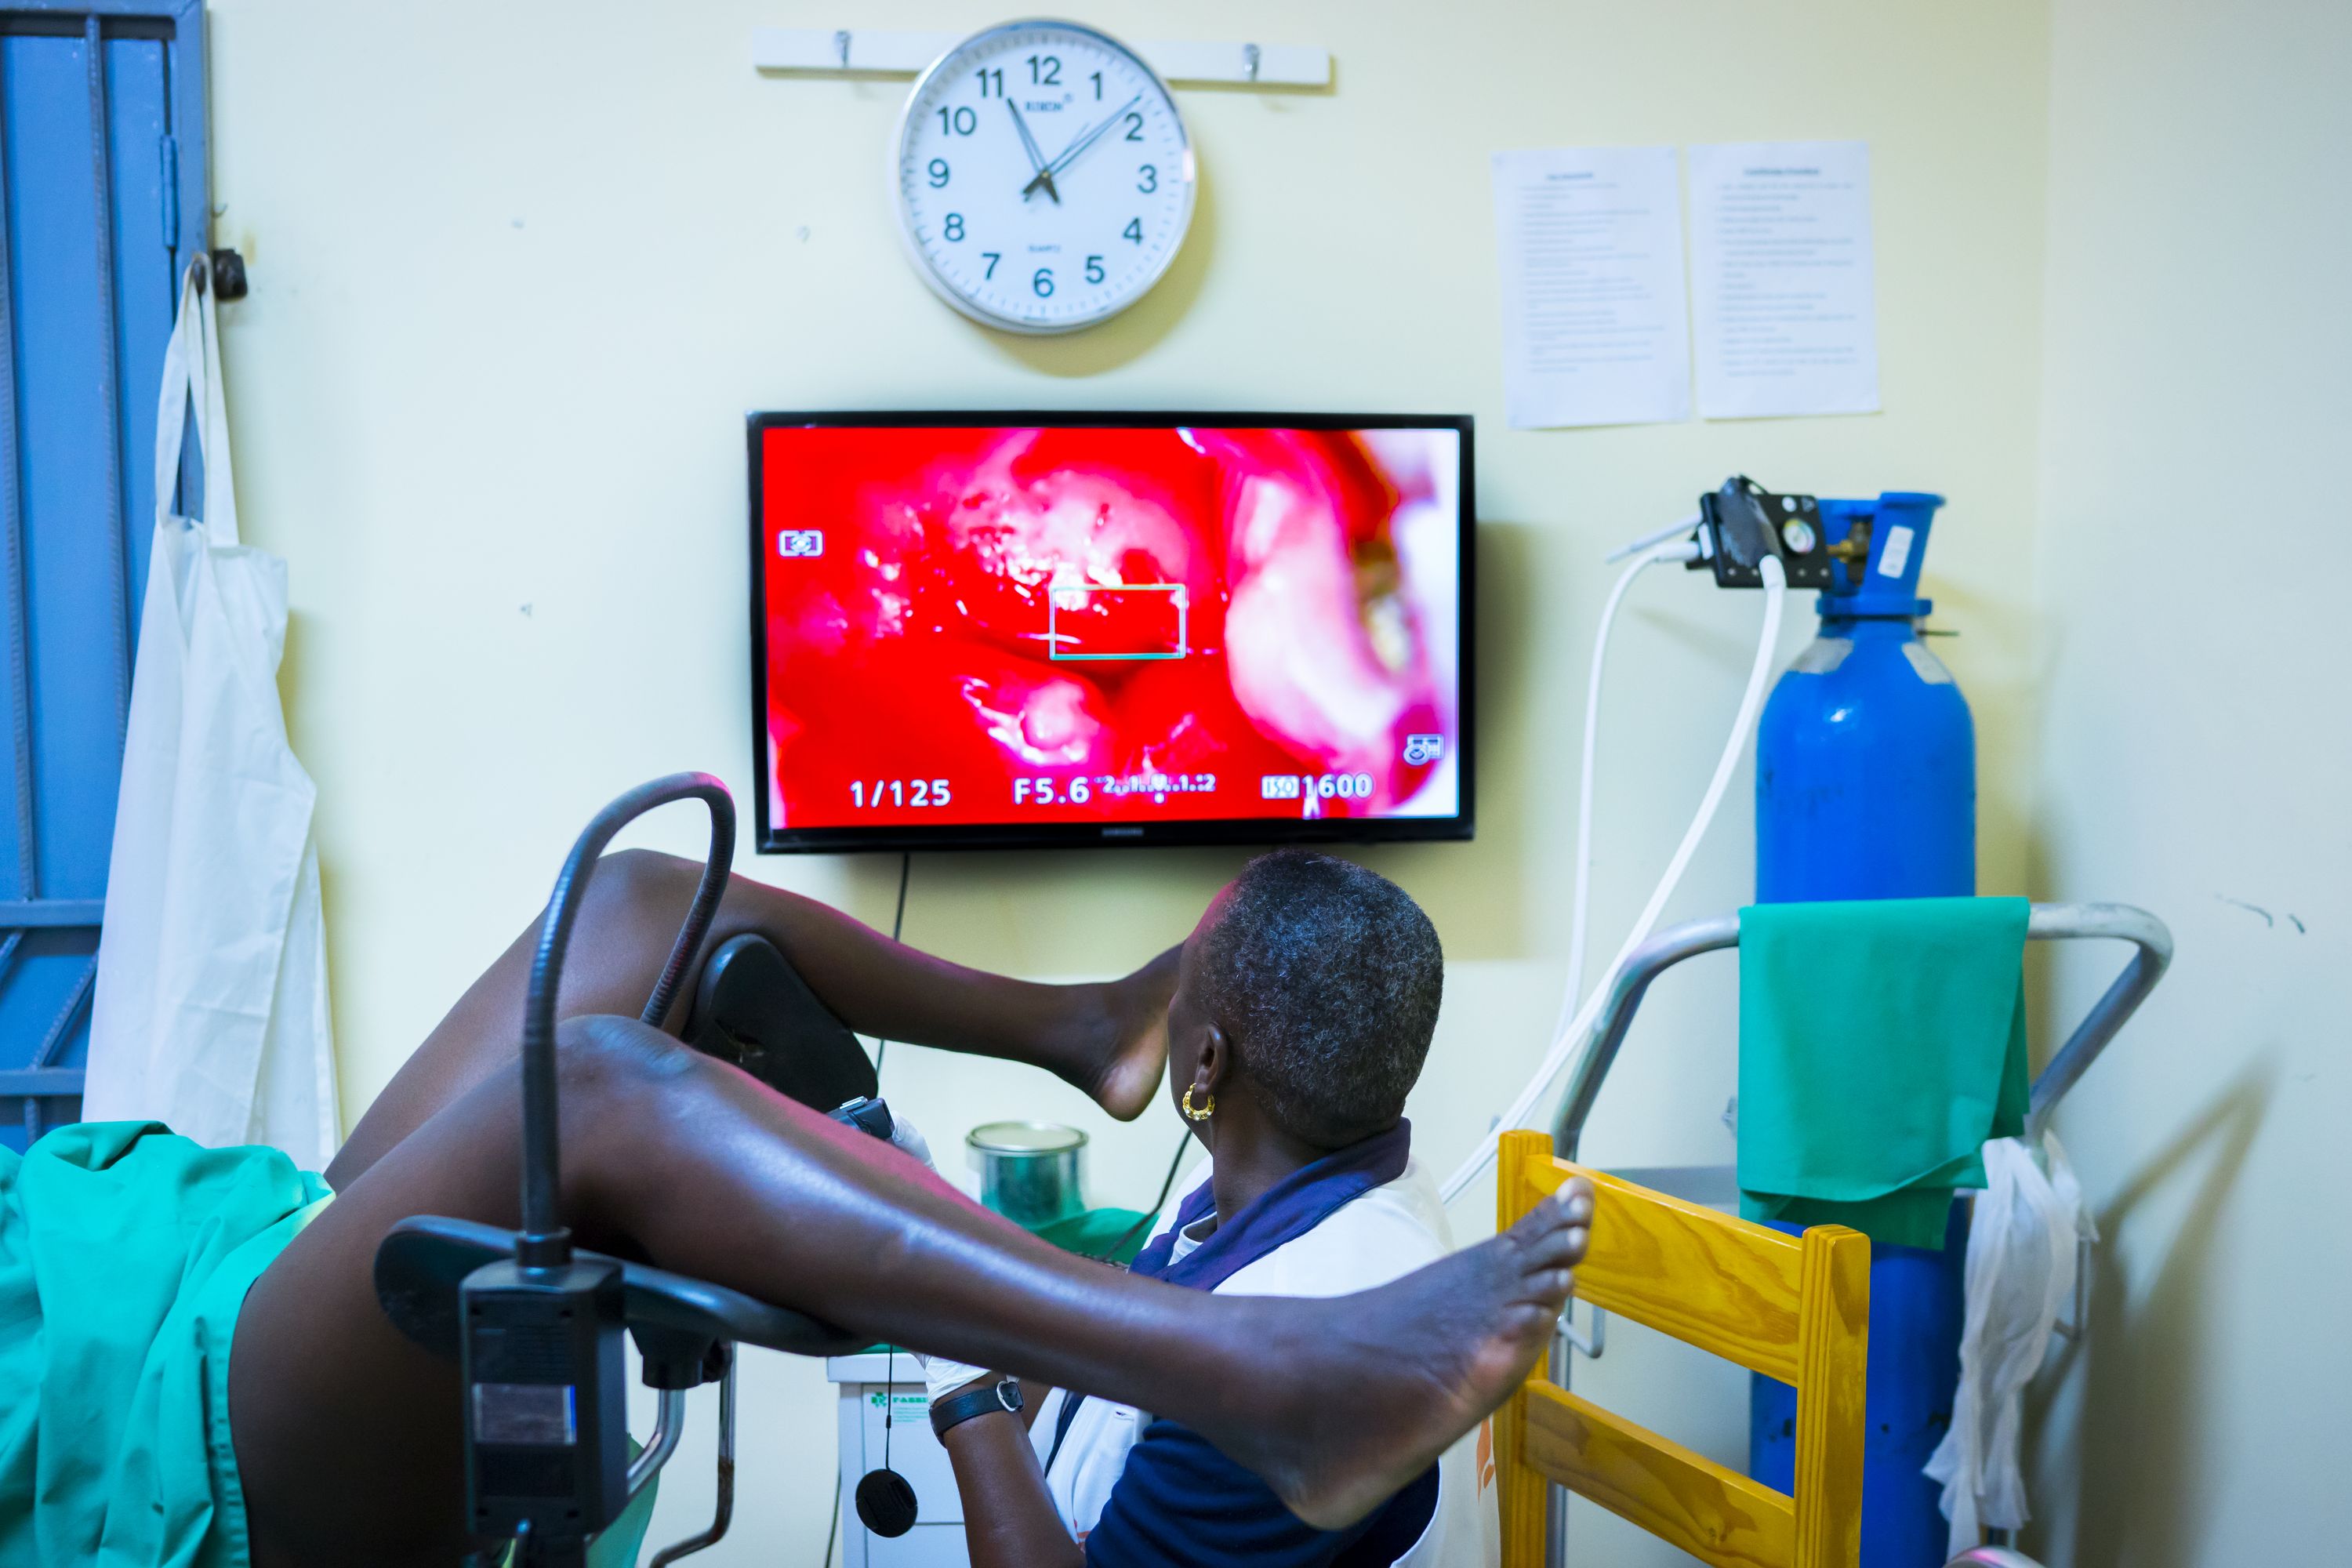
<box><xmin>751</xmin><ymin>27</ymin><xmax>1332</xmax><ymax>89</ymax></box>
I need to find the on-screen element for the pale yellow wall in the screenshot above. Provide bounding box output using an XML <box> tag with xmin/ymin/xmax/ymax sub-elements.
<box><xmin>205</xmin><ymin>1</ymin><xmax>2052</xmax><ymax>1560</ymax></box>
<box><xmin>2022</xmin><ymin>2</ymin><xmax>2350</xmax><ymax>1564</ymax></box>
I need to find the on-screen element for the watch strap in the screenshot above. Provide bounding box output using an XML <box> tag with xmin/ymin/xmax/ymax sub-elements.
<box><xmin>930</xmin><ymin>1377</ymin><xmax>1022</xmax><ymax>1439</ymax></box>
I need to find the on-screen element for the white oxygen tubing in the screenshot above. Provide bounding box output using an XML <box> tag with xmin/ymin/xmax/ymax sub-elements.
<box><xmin>1556</xmin><ymin>540</ymin><xmax>1700</xmax><ymax>1046</ymax></box>
<box><xmin>1439</xmin><ymin>551</ymin><xmax>1788</xmax><ymax>1205</ymax></box>
<box><xmin>1603</xmin><ymin>512</ymin><xmax>1702</xmax><ymax>565</ymax></box>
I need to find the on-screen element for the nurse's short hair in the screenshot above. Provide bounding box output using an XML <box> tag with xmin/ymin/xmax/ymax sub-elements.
<box><xmin>1200</xmin><ymin>848</ymin><xmax>1443</xmax><ymax>1150</ymax></box>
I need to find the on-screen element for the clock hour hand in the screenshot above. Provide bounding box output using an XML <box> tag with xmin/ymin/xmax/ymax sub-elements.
<box><xmin>1005</xmin><ymin>100</ymin><xmax>1060</xmax><ymax>204</ymax></box>
<box><xmin>1022</xmin><ymin>93</ymin><xmax>1144</xmax><ymax>199</ymax></box>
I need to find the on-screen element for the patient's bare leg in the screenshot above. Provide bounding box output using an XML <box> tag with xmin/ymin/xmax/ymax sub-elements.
<box><xmin>234</xmin><ymin>1017</ymin><xmax>1589</xmax><ymax>1568</ymax></box>
<box><xmin>331</xmin><ymin>850</ymin><xmax>1178</xmax><ymax>1188</ymax></box>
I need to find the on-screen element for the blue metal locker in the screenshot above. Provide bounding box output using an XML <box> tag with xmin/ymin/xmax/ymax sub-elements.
<box><xmin>0</xmin><ymin>0</ymin><xmax>209</xmax><ymax>1149</ymax></box>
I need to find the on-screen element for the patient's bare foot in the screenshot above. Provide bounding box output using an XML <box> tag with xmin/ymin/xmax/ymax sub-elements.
<box><xmin>1084</xmin><ymin>945</ymin><xmax>1180</xmax><ymax>1120</ymax></box>
<box><xmin>1212</xmin><ymin>1178</ymin><xmax>1596</xmax><ymax>1530</ymax></box>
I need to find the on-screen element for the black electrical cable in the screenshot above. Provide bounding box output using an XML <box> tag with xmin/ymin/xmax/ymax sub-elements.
<box><xmin>870</xmin><ymin>851</ymin><xmax>913</xmax><ymax>1078</ymax></box>
<box><xmin>882</xmin><ymin>1339</ymin><xmax>895</xmax><ymax>1475</ymax></box>
<box><xmin>873</xmin><ymin>850</ymin><xmax>913</xmax><ymax>1530</ymax></box>
<box><xmin>1094</xmin><ymin>1129</ymin><xmax>1195</xmax><ymax>1264</ymax></box>
<box><xmin>818</xmin><ymin>1472</ymin><xmax>840</xmax><ymax>1566</ymax></box>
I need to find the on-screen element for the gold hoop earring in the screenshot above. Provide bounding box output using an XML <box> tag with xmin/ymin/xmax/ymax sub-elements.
<box><xmin>1182</xmin><ymin>1085</ymin><xmax>1215</xmax><ymax>1122</ymax></box>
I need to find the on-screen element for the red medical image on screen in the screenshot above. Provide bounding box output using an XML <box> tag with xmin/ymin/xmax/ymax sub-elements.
<box><xmin>757</xmin><ymin>423</ymin><xmax>1463</xmax><ymax>837</ymax></box>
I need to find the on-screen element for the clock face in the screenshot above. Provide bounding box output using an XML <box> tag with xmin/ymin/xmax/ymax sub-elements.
<box><xmin>894</xmin><ymin>21</ymin><xmax>1196</xmax><ymax>334</ymax></box>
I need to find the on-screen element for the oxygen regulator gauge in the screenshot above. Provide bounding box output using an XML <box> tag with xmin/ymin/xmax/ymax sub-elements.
<box><xmin>893</xmin><ymin>20</ymin><xmax>1197</xmax><ymax>334</ymax></box>
<box><xmin>1691</xmin><ymin>476</ymin><xmax>1842</xmax><ymax>590</ymax></box>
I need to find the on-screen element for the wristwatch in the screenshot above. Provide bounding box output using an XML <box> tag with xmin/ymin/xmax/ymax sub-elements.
<box><xmin>930</xmin><ymin>1376</ymin><xmax>1023</xmax><ymax>1439</ymax></box>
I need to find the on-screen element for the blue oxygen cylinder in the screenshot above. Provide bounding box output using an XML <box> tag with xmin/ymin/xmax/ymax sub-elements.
<box><xmin>1748</xmin><ymin>492</ymin><xmax>1973</xmax><ymax>1568</ymax></box>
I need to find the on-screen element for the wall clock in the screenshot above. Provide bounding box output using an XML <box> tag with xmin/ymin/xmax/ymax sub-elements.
<box><xmin>894</xmin><ymin>20</ymin><xmax>1196</xmax><ymax>333</ymax></box>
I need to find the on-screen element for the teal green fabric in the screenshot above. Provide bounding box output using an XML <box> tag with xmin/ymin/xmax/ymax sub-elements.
<box><xmin>0</xmin><ymin>1123</ymin><xmax>672</xmax><ymax>1568</ymax></box>
<box><xmin>1736</xmin><ymin>898</ymin><xmax>2031</xmax><ymax>1250</ymax></box>
<box><xmin>587</xmin><ymin>1459</ymin><xmax>658</xmax><ymax>1568</ymax></box>
<box><xmin>0</xmin><ymin>1122</ymin><xmax>331</xmax><ymax>1568</ymax></box>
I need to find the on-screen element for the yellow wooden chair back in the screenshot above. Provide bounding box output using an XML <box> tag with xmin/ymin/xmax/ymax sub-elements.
<box><xmin>1494</xmin><ymin>1130</ymin><xmax>1871</xmax><ymax>1568</ymax></box>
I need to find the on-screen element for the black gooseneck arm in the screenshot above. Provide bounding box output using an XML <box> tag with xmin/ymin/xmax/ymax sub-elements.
<box><xmin>517</xmin><ymin>772</ymin><xmax>736</xmax><ymax>1269</ymax></box>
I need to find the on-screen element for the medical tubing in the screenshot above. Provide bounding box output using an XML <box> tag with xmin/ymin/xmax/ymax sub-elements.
<box><xmin>1603</xmin><ymin>512</ymin><xmax>1702</xmax><ymax>564</ymax></box>
<box><xmin>519</xmin><ymin>771</ymin><xmax>737</xmax><ymax>1267</ymax></box>
<box><xmin>1439</xmin><ymin>555</ymin><xmax>1786</xmax><ymax>1203</ymax></box>
<box><xmin>1559</xmin><ymin>541</ymin><xmax>1699</xmax><ymax>1043</ymax></box>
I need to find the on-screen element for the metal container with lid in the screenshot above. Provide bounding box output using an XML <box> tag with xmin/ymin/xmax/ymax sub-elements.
<box><xmin>966</xmin><ymin>1121</ymin><xmax>1087</xmax><ymax>1229</ymax></box>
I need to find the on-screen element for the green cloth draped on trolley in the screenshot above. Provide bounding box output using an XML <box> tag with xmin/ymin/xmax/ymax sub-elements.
<box><xmin>1736</xmin><ymin>897</ymin><xmax>2031</xmax><ymax>1250</ymax></box>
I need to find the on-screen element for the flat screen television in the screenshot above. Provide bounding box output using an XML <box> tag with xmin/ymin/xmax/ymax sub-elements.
<box><xmin>748</xmin><ymin>412</ymin><xmax>1473</xmax><ymax>852</ymax></box>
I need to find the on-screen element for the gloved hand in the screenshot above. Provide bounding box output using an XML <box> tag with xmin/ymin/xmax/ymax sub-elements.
<box><xmin>887</xmin><ymin>1112</ymin><xmax>934</xmax><ymax>1171</ymax></box>
<box><xmin>920</xmin><ymin>1353</ymin><xmax>993</xmax><ymax>1407</ymax></box>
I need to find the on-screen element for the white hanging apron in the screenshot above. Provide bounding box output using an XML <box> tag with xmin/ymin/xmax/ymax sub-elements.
<box><xmin>83</xmin><ymin>262</ymin><xmax>339</xmax><ymax>1171</ymax></box>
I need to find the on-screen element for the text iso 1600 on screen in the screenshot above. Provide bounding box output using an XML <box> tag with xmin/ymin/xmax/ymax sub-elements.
<box><xmin>750</xmin><ymin>415</ymin><xmax>1472</xmax><ymax>851</ymax></box>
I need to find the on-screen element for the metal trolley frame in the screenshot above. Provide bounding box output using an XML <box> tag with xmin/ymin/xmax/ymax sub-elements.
<box><xmin>1537</xmin><ymin>901</ymin><xmax>2173</xmax><ymax>1568</ymax></box>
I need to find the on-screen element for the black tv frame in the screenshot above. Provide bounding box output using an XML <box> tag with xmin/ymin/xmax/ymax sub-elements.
<box><xmin>746</xmin><ymin>411</ymin><xmax>1475</xmax><ymax>854</ymax></box>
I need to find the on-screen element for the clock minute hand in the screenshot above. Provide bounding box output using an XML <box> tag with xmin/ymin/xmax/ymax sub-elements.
<box><xmin>1022</xmin><ymin>93</ymin><xmax>1144</xmax><ymax>198</ymax></box>
<box><xmin>1048</xmin><ymin>95</ymin><xmax>1142</xmax><ymax>174</ymax></box>
<box><xmin>1005</xmin><ymin>100</ymin><xmax>1060</xmax><ymax>204</ymax></box>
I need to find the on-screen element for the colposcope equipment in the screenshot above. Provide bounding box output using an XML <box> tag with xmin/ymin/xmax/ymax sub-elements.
<box><xmin>372</xmin><ymin>773</ymin><xmax>864</xmax><ymax>1568</ymax></box>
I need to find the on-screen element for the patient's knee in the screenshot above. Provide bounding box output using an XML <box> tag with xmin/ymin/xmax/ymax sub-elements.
<box><xmin>554</xmin><ymin>1013</ymin><xmax>704</xmax><ymax>1106</ymax></box>
<box><xmin>578</xmin><ymin>846</ymin><xmax>702</xmax><ymax>926</ymax></box>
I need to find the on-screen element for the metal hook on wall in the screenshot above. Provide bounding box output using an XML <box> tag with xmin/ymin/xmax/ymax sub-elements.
<box><xmin>749</xmin><ymin>27</ymin><xmax>1330</xmax><ymax>88</ymax></box>
<box><xmin>210</xmin><ymin>249</ymin><xmax>249</xmax><ymax>301</ymax></box>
